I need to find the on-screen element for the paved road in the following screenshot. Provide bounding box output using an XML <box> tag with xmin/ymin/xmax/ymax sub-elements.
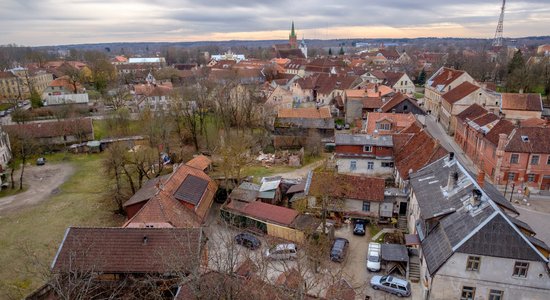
<box><xmin>515</xmin><ymin>205</ymin><xmax>550</xmax><ymax>247</ymax></box>
<box><xmin>0</xmin><ymin>163</ymin><xmax>74</xmax><ymax>215</ymax></box>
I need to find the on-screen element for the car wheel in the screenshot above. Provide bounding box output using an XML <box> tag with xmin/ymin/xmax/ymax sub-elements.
<box><xmin>396</xmin><ymin>293</ymin><xmax>402</xmax><ymax>297</ymax></box>
<box><xmin>372</xmin><ymin>285</ymin><xmax>378</xmax><ymax>290</ymax></box>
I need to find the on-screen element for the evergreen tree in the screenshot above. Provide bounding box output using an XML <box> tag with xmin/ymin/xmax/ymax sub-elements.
<box><xmin>328</xmin><ymin>48</ymin><xmax>332</xmax><ymax>56</ymax></box>
<box><xmin>506</xmin><ymin>50</ymin><xmax>527</xmax><ymax>92</ymax></box>
<box><xmin>339</xmin><ymin>47</ymin><xmax>345</xmax><ymax>55</ymax></box>
<box><xmin>30</xmin><ymin>88</ymin><xmax>43</xmax><ymax>108</ymax></box>
<box><xmin>417</xmin><ymin>69</ymin><xmax>426</xmax><ymax>86</ymax></box>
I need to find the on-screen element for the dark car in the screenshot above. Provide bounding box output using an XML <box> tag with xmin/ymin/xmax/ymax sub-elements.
<box><xmin>353</xmin><ymin>220</ymin><xmax>366</xmax><ymax>236</ymax></box>
<box><xmin>330</xmin><ymin>238</ymin><xmax>349</xmax><ymax>262</ymax></box>
<box><xmin>36</xmin><ymin>157</ymin><xmax>46</xmax><ymax>166</ymax></box>
<box><xmin>234</xmin><ymin>233</ymin><xmax>261</xmax><ymax>250</ymax></box>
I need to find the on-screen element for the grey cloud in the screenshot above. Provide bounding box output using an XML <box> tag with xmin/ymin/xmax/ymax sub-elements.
<box><xmin>0</xmin><ymin>0</ymin><xmax>549</xmax><ymax>45</ymax></box>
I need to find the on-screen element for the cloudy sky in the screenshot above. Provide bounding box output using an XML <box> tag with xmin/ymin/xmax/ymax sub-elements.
<box><xmin>1</xmin><ymin>0</ymin><xmax>549</xmax><ymax>46</ymax></box>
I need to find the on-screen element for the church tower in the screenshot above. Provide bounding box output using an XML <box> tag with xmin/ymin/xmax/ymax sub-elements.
<box><xmin>299</xmin><ymin>36</ymin><xmax>308</xmax><ymax>58</ymax></box>
<box><xmin>289</xmin><ymin>21</ymin><xmax>298</xmax><ymax>49</ymax></box>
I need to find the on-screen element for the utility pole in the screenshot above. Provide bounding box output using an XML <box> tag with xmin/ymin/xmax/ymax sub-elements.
<box><xmin>509</xmin><ymin>183</ymin><xmax>515</xmax><ymax>202</ymax></box>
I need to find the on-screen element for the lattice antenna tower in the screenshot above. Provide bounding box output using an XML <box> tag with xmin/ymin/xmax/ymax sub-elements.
<box><xmin>492</xmin><ymin>0</ymin><xmax>506</xmax><ymax>48</ymax></box>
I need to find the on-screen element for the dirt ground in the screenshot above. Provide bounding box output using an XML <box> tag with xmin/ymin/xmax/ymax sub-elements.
<box><xmin>0</xmin><ymin>163</ymin><xmax>75</xmax><ymax>215</ymax></box>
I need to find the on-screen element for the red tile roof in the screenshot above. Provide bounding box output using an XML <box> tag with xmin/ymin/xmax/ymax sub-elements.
<box><xmin>310</xmin><ymin>173</ymin><xmax>385</xmax><ymax>201</ymax></box>
<box><xmin>505</xmin><ymin>127</ymin><xmax>550</xmax><ymax>153</ymax></box>
<box><xmin>383</xmin><ymin>71</ymin><xmax>405</xmax><ymax>87</ymax></box>
<box><xmin>224</xmin><ymin>200</ymin><xmax>299</xmax><ymax>226</ymax></box>
<box><xmin>362</xmin><ymin>97</ymin><xmax>383</xmax><ymax>109</ymax></box>
<box><xmin>470</xmin><ymin>113</ymin><xmax>499</xmax><ymax>127</ymax></box>
<box><xmin>394</xmin><ymin>130</ymin><xmax>448</xmax><ymax>180</ymax></box>
<box><xmin>520</xmin><ymin>118</ymin><xmax>550</xmax><ymax>128</ymax></box>
<box><xmin>123</xmin><ymin>189</ymin><xmax>201</xmax><ymax>228</ymax></box>
<box><xmin>441</xmin><ymin>81</ymin><xmax>480</xmax><ymax>105</ymax></box>
<box><xmin>163</xmin><ymin>165</ymin><xmax>217</xmax><ymax>219</ymax></box>
<box><xmin>278</xmin><ymin>107</ymin><xmax>331</xmax><ymax>119</ymax></box>
<box><xmin>365</xmin><ymin>112</ymin><xmax>416</xmax><ymax>134</ymax></box>
<box><xmin>484</xmin><ymin>119</ymin><xmax>515</xmax><ymax>146</ymax></box>
<box><xmin>455</xmin><ymin>103</ymin><xmax>488</xmax><ymax>122</ymax></box>
<box><xmin>501</xmin><ymin>93</ymin><xmax>542</xmax><ymax>112</ymax></box>
<box><xmin>429</xmin><ymin>67</ymin><xmax>465</xmax><ymax>89</ymax></box>
<box><xmin>186</xmin><ymin>155</ymin><xmax>212</xmax><ymax>171</ymax></box>
<box><xmin>3</xmin><ymin>118</ymin><xmax>93</xmax><ymax>139</ymax></box>
<box><xmin>52</xmin><ymin>227</ymin><xmax>204</xmax><ymax>274</ymax></box>
<box><xmin>380</xmin><ymin>92</ymin><xmax>422</xmax><ymax>113</ymax></box>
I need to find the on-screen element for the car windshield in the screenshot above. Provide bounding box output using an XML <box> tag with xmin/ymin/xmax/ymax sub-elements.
<box><xmin>368</xmin><ymin>255</ymin><xmax>380</xmax><ymax>262</ymax></box>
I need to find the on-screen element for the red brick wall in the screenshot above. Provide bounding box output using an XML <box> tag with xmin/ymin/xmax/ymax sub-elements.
<box><xmin>125</xmin><ymin>203</ymin><xmax>145</xmax><ymax>219</ymax></box>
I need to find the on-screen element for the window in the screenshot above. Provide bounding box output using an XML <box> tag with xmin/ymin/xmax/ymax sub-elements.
<box><xmin>461</xmin><ymin>286</ymin><xmax>476</xmax><ymax>300</ymax></box>
<box><xmin>547</xmin><ymin>155</ymin><xmax>550</xmax><ymax>165</ymax></box>
<box><xmin>466</xmin><ymin>256</ymin><xmax>481</xmax><ymax>271</ymax></box>
<box><xmin>527</xmin><ymin>174</ymin><xmax>536</xmax><ymax>182</ymax></box>
<box><xmin>362</xmin><ymin>201</ymin><xmax>370</xmax><ymax>212</ymax></box>
<box><xmin>367</xmin><ymin>162</ymin><xmax>374</xmax><ymax>170</ymax></box>
<box><xmin>508</xmin><ymin>172</ymin><xmax>516</xmax><ymax>181</ymax></box>
<box><xmin>403</xmin><ymin>104</ymin><xmax>408</xmax><ymax>111</ymax></box>
<box><xmin>350</xmin><ymin>161</ymin><xmax>357</xmax><ymax>171</ymax></box>
<box><xmin>531</xmin><ymin>155</ymin><xmax>539</xmax><ymax>165</ymax></box>
<box><xmin>513</xmin><ymin>261</ymin><xmax>529</xmax><ymax>277</ymax></box>
<box><xmin>510</xmin><ymin>154</ymin><xmax>519</xmax><ymax>164</ymax></box>
<box><xmin>489</xmin><ymin>289</ymin><xmax>504</xmax><ymax>300</ymax></box>
<box><xmin>376</xmin><ymin>122</ymin><xmax>392</xmax><ymax>130</ymax></box>
<box><xmin>363</xmin><ymin>146</ymin><xmax>372</xmax><ymax>152</ymax></box>
<box><xmin>381</xmin><ymin>162</ymin><xmax>394</xmax><ymax>168</ymax></box>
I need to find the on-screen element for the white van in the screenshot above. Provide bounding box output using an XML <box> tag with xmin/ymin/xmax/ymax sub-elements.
<box><xmin>264</xmin><ymin>243</ymin><xmax>298</xmax><ymax>260</ymax></box>
<box><xmin>367</xmin><ymin>242</ymin><xmax>381</xmax><ymax>272</ymax></box>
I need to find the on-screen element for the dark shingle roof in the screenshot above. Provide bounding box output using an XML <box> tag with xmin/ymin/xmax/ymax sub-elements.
<box><xmin>505</xmin><ymin>127</ymin><xmax>550</xmax><ymax>154</ymax></box>
<box><xmin>174</xmin><ymin>175</ymin><xmax>209</xmax><ymax>205</ymax></box>
<box><xmin>411</xmin><ymin>156</ymin><xmax>544</xmax><ymax>275</ymax></box>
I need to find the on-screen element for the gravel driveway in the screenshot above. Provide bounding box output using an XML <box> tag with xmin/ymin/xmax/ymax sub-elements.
<box><xmin>0</xmin><ymin>163</ymin><xmax>75</xmax><ymax>215</ymax></box>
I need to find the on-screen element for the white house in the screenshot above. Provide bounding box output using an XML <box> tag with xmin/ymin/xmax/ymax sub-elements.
<box><xmin>409</xmin><ymin>154</ymin><xmax>550</xmax><ymax>300</ymax></box>
<box><xmin>424</xmin><ymin>67</ymin><xmax>475</xmax><ymax>119</ymax></box>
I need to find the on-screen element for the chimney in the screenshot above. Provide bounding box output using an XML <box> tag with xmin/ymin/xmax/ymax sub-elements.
<box><xmin>143</xmin><ymin>236</ymin><xmax>148</xmax><ymax>245</ymax></box>
<box><xmin>375</xmin><ymin>84</ymin><xmax>379</xmax><ymax>93</ymax></box>
<box><xmin>449</xmin><ymin>152</ymin><xmax>455</xmax><ymax>161</ymax></box>
<box><xmin>470</xmin><ymin>189</ymin><xmax>482</xmax><ymax>207</ymax></box>
<box><xmin>476</xmin><ymin>170</ymin><xmax>485</xmax><ymax>188</ymax></box>
<box><xmin>447</xmin><ymin>171</ymin><xmax>459</xmax><ymax>190</ymax></box>
<box><xmin>497</xmin><ymin>133</ymin><xmax>507</xmax><ymax>151</ymax></box>
<box><xmin>379</xmin><ymin>91</ymin><xmax>382</xmax><ymax>97</ymax></box>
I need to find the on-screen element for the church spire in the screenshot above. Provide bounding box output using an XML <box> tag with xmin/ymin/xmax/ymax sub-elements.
<box><xmin>289</xmin><ymin>21</ymin><xmax>298</xmax><ymax>49</ymax></box>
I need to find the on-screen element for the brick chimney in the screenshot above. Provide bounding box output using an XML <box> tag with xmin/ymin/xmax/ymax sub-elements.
<box><xmin>476</xmin><ymin>170</ymin><xmax>485</xmax><ymax>188</ymax></box>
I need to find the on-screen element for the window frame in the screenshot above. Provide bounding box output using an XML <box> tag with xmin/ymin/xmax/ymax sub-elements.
<box><xmin>362</xmin><ymin>201</ymin><xmax>370</xmax><ymax>212</ymax></box>
<box><xmin>488</xmin><ymin>289</ymin><xmax>503</xmax><ymax>300</ymax></box>
<box><xmin>363</xmin><ymin>145</ymin><xmax>372</xmax><ymax>152</ymax></box>
<box><xmin>513</xmin><ymin>261</ymin><xmax>529</xmax><ymax>278</ymax></box>
<box><xmin>531</xmin><ymin>155</ymin><xmax>539</xmax><ymax>165</ymax></box>
<box><xmin>466</xmin><ymin>256</ymin><xmax>481</xmax><ymax>272</ymax></box>
<box><xmin>510</xmin><ymin>153</ymin><xmax>519</xmax><ymax>164</ymax></box>
<box><xmin>350</xmin><ymin>160</ymin><xmax>357</xmax><ymax>171</ymax></box>
<box><xmin>527</xmin><ymin>174</ymin><xmax>536</xmax><ymax>182</ymax></box>
<box><xmin>367</xmin><ymin>162</ymin><xmax>374</xmax><ymax>170</ymax></box>
<box><xmin>460</xmin><ymin>286</ymin><xmax>476</xmax><ymax>300</ymax></box>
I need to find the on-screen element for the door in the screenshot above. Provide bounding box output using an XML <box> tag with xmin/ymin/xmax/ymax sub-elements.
<box><xmin>399</xmin><ymin>202</ymin><xmax>408</xmax><ymax>215</ymax></box>
<box><xmin>542</xmin><ymin>175</ymin><xmax>550</xmax><ymax>190</ymax></box>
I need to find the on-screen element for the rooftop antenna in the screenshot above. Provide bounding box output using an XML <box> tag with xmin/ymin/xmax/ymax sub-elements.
<box><xmin>492</xmin><ymin>0</ymin><xmax>506</xmax><ymax>48</ymax></box>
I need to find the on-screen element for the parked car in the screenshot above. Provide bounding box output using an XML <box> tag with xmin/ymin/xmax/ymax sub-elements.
<box><xmin>344</xmin><ymin>123</ymin><xmax>350</xmax><ymax>130</ymax></box>
<box><xmin>370</xmin><ymin>275</ymin><xmax>411</xmax><ymax>297</ymax></box>
<box><xmin>367</xmin><ymin>242</ymin><xmax>381</xmax><ymax>272</ymax></box>
<box><xmin>264</xmin><ymin>243</ymin><xmax>298</xmax><ymax>260</ymax></box>
<box><xmin>330</xmin><ymin>238</ymin><xmax>349</xmax><ymax>262</ymax></box>
<box><xmin>36</xmin><ymin>157</ymin><xmax>46</xmax><ymax>166</ymax></box>
<box><xmin>353</xmin><ymin>220</ymin><xmax>366</xmax><ymax>236</ymax></box>
<box><xmin>234</xmin><ymin>233</ymin><xmax>261</xmax><ymax>250</ymax></box>
<box><xmin>335</xmin><ymin>124</ymin><xmax>343</xmax><ymax>130</ymax></box>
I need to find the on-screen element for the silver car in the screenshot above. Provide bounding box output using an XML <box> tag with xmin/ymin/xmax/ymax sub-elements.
<box><xmin>370</xmin><ymin>275</ymin><xmax>411</xmax><ymax>297</ymax></box>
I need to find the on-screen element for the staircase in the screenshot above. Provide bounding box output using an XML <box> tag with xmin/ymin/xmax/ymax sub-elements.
<box><xmin>397</xmin><ymin>215</ymin><xmax>408</xmax><ymax>230</ymax></box>
<box><xmin>408</xmin><ymin>250</ymin><xmax>421</xmax><ymax>283</ymax></box>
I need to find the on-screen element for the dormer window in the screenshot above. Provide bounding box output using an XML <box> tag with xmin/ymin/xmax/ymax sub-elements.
<box><xmin>363</xmin><ymin>146</ymin><xmax>372</xmax><ymax>152</ymax></box>
<box><xmin>521</xmin><ymin>135</ymin><xmax>529</xmax><ymax>142</ymax></box>
<box><xmin>376</xmin><ymin>122</ymin><xmax>391</xmax><ymax>131</ymax></box>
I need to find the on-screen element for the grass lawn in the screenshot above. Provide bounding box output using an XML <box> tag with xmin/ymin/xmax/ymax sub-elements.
<box><xmin>0</xmin><ymin>153</ymin><xmax>124</xmax><ymax>298</ymax></box>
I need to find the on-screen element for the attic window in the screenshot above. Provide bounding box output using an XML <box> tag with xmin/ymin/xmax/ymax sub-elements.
<box><xmin>521</xmin><ymin>136</ymin><xmax>529</xmax><ymax>142</ymax></box>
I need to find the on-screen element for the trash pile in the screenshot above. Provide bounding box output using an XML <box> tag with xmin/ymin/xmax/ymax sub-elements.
<box><xmin>256</xmin><ymin>149</ymin><xmax>303</xmax><ymax>167</ymax></box>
